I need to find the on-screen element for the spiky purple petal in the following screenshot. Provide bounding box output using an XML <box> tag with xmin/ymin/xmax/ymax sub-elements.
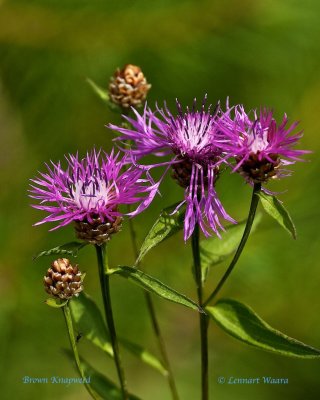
<box><xmin>29</xmin><ymin>149</ymin><xmax>159</xmax><ymax>230</ymax></box>
<box><xmin>110</xmin><ymin>97</ymin><xmax>236</xmax><ymax>240</ymax></box>
<box><xmin>216</xmin><ymin>105</ymin><xmax>310</xmax><ymax>183</ymax></box>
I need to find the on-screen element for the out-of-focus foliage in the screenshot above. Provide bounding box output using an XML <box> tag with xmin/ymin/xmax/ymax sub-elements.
<box><xmin>0</xmin><ymin>0</ymin><xmax>320</xmax><ymax>399</ymax></box>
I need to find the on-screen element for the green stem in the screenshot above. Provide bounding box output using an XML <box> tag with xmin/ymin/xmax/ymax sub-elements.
<box><xmin>128</xmin><ymin>210</ymin><xmax>180</xmax><ymax>400</ymax></box>
<box><xmin>95</xmin><ymin>243</ymin><xmax>128</xmax><ymax>400</ymax></box>
<box><xmin>204</xmin><ymin>183</ymin><xmax>261</xmax><ymax>307</ymax></box>
<box><xmin>62</xmin><ymin>303</ymin><xmax>99</xmax><ymax>400</ymax></box>
<box><xmin>144</xmin><ymin>290</ymin><xmax>180</xmax><ymax>400</ymax></box>
<box><xmin>192</xmin><ymin>224</ymin><xmax>209</xmax><ymax>400</ymax></box>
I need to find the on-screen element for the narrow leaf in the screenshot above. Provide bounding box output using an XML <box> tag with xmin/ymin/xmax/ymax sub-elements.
<box><xmin>70</xmin><ymin>293</ymin><xmax>167</xmax><ymax>375</ymax></box>
<box><xmin>200</xmin><ymin>214</ymin><xmax>262</xmax><ymax>283</ymax></box>
<box><xmin>70</xmin><ymin>292</ymin><xmax>112</xmax><ymax>355</ymax></box>
<box><xmin>65</xmin><ymin>350</ymin><xmax>140</xmax><ymax>400</ymax></box>
<box><xmin>45</xmin><ymin>298</ymin><xmax>68</xmax><ymax>308</ymax></box>
<box><xmin>86</xmin><ymin>78</ymin><xmax>109</xmax><ymax>101</ymax></box>
<box><xmin>83</xmin><ymin>360</ymin><xmax>141</xmax><ymax>400</ymax></box>
<box><xmin>137</xmin><ymin>202</ymin><xmax>185</xmax><ymax>264</ymax></box>
<box><xmin>258</xmin><ymin>192</ymin><xmax>296</xmax><ymax>239</ymax></box>
<box><xmin>119</xmin><ymin>338</ymin><xmax>168</xmax><ymax>376</ymax></box>
<box><xmin>207</xmin><ymin>299</ymin><xmax>320</xmax><ymax>358</ymax></box>
<box><xmin>86</xmin><ymin>78</ymin><xmax>122</xmax><ymax>113</ymax></box>
<box><xmin>113</xmin><ymin>266</ymin><xmax>202</xmax><ymax>313</ymax></box>
<box><xmin>33</xmin><ymin>241</ymin><xmax>87</xmax><ymax>261</ymax></box>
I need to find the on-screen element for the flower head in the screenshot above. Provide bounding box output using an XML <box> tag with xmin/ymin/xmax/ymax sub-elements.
<box><xmin>217</xmin><ymin>105</ymin><xmax>309</xmax><ymax>184</ymax></box>
<box><xmin>108</xmin><ymin>64</ymin><xmax>151</xmax><ymax>109</ymax></box>
<box><xmin>109</xmin><ymin>97</ymin><xmax>236</xmax><ymax>240</ymax></box>
<box><xmin>29</xmin><ymin>149</ymin><xmax>159</xmax><ymax>241</ymax></box>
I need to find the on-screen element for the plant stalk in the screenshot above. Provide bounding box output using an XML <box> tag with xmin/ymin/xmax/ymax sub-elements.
<box><xmin>204</xmin><ymin>183</ymin><xmax>261</xmax><ymax>307</ymax></box>
<box><xmin>62</xmin><ymin>302</ymin><xmax>99</xmax><ymax>400</ymax></box>
<box><xmin>128</xmin><ymin>213</ymin><xmax>180</xmax><ymax>400</ymax></box>
<box><xmin>192</xmin><ymin>223</ymin><xmax>209</xmax><ymax>400</ymax></box>
<box><xmin>95</xmin><ymin>243</ymin><xmax>128</xmax><ymax>400</ymax></box>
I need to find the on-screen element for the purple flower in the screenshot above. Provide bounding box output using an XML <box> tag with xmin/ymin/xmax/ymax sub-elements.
<box><xmin>109</xmin><ymin>97</ymin><xmax>236</xmax><ymax>240</ymax></box>
<box><xmin>216</xmin><ymin>105</ymin><xmax>309</xmax><ymax>184</ymax></box>
<box><xmin>29</xmin><ymin>149</ymin><xmax>159</xmax><ymax>231</ymax></box>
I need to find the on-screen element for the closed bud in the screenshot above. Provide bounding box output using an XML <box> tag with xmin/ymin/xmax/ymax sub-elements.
<box><xmin>108</xmin><ymin>64</ymin><xmax>151</xmax><ymax>109</ymax></box>
<box><xmin>44</xmin><ymin>258</ymin><xmax>83</xmax><ymax>299</ymax></box>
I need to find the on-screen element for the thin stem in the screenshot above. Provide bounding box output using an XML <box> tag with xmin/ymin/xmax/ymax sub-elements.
<box><xmin>95</xmin><ymin>243</ymin><xmax>128</xmax><ymax>400</ymax></box>
<box><xmin>128</xmin><ymin>216</ymin><xmax>139</xmax><ymax>258</ymax></box>
<box><xmin>204</xmin><ymin>183</ymin><xmax>261</xmax><ymax>307</ymax></box>
<box><xmin>120</xmin><ymin>122</ymin><xmax>179</xmax><ymax>398</ymax></box>
<box><xmin>144</xmin><ymin>291</ymin><xmax>180</xmax><ymax>400</ymax></box>
<box><xmin>127</xmin><ymin>207</ymin><xmax>180</xmax><ymax>400</ymax></box>
<box><xmin>192</xmin><ymin>223</ymin><xmax>209</xmax><ymax>400</ymax></box>
<box><xmin>62</xmin><ymin>303</ymin><xmax>99</xmax><ymax>400</ymax></box>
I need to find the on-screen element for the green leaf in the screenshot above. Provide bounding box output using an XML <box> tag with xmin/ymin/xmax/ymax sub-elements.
<box><xmin>113</xmin><ymin>266</ymin><xmax>202</xmax><ymax>313</ymax></box>
<box><xmin>70</xmin><ymin>292</ymin><xmax>113</xmax><ymax>355</ymax></box>
<box><xmin>137</xmin><ymin>202</ymin><xmax>185</xmax><ymax>264</ymax></box>
<box><xmin>64</xmin><ymin>350</ymin><xmax>140</xmax><ymax>400</ymax></box>
<box><xmin>207</xmin><ymin>299</ymin><xmax>320</xmax><ymax>358</ymax></box>
<box><xmin>33</xmin><ymin>241</ymin><xmax>87</xmax><ymax>261</ymax></box>
<box><xmin>258</xmin><ymin>192</ymin><xmax>297</xmax><ymax>239</ymax></box>
<box><xmin>70</xmin><ymin>293</ymin><xmax>167</xmax><ymax>375</ymax></box>
<box><xmin>119</xmin><ymin>338</ymin><xmax>168</xmax><ymax>377</ymax></box>
<box><xmin>83</xmin><ymin>360</ymin><xmax>141</xmax><ymax>400</ymax></box>
<box><xmin>200</xmin><ymin>214</ymin><xmax>262</xmax><ymax>283</ymax></box>
<box><xmin>45</xmin><ymin>298</ymin><xmax>68</xmax><ymax>308</ymax></box>
<box><xmin>86</xmin><ymin>78</ymin><xmax>122</xmax><ymax>113</ymax></box>
<box><xmin>86</xmin><ymin>78</ymin><xmax>108</xmax><ymax>101</ymax></box>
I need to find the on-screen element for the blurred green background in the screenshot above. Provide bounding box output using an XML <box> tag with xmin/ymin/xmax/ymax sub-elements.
<box><xmin>1</xmin><ymin>0</ymin><xmax>320</xmax><ymax>399</ymax></box>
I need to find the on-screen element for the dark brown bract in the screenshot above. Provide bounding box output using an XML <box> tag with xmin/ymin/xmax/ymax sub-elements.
<box><xmin>74</xmin><ymin>216</ymin><xmax>123</xmax><ymax>245</ymax></box>
<box><xmin>238</xmin><ymin>152</ymin><xmax>280</xmax><ymax>183</ymax></box>
<box><xmin>171</xmin><ymin>157</ymin><xmax>220</xmax><ymax>189</ymax></box>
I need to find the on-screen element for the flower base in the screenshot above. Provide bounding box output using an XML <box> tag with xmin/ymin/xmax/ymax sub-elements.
<box><xmin>74</xmin><ymin>216</ymin><xmax>123</xmax><ymax>245</ymax></box>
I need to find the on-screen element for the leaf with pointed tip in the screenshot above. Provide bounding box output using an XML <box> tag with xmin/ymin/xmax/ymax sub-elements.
<box><xmin>64</xmin><ymin>350</ymin><xmax>141</xmax><ymax>400</ymax></box>
<box><xmin>200</xmin><ymin>214</ymin><xmax>262</xmax><ymax>283</ymax></box>
<box><xmin>70</xmin><ymin>293</ymin><xmax>167</xmax><ymax>375</ymax></box>
<box><xmin>113</xmin><ymin>266</ymin><xmax>202</xmax><ymax>313</ymax></box>
<box><xmin>45</xmin><ymin>298</ymin><xmax>68</xmax><ymax>308</ymax></box>
<box><xmin>86</xmin><ymin>78</ymin><xmax>122</xmax><ymax>113</ymax></box>
<box><xmin>137</xmin><ymin>202</ymin><xmax>185</xmax><ymax>264</ymax></box>
<box><xmin>86</xmin><ymin>77</ymin><xmax>108</xmax><ymax>100</ymax></box>
<box><xmin>207</xmin><ymin>299</ymin><xmax>320</xmax><ymax>358</ymax></box>
<box><xmin>33</xmin><ymin>242</ymin><xmax>87</xmax><ymax>261</ymax></box>
<box><xmin>119</xmin><ymin>337</ymin><xmax>168</xmax><ymax>377</ymax></box>
<box><xmin>258</xmin><ymin>192</ymin><xmax>296</xmax><ymax>239</ymax></box>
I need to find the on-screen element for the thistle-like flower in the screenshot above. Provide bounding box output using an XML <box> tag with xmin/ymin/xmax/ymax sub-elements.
<box><xmin>29</xmin><ymin>149</ymin><xmax>159</xmax><ymax>244</ymax></box>
<box><xmin>217</xmin><ymin>105</ymin><xmax>309</xmax><ymax>184</ymax></box>
<box><xmin>44</xmin><ymin>258</ymin><xmax>83</xmax><ymax>299</ymax></box>
<box><xmin>108</xmin><ymin>64</ymin><xmax>151</xmax><ymax>109</ymax></box>
<box><xmin>109</xmin><ymin>97</ymin><xmax>236</xmax><ymax>240</ymax></box>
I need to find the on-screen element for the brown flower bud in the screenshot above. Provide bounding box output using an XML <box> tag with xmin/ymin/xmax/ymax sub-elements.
<box><xmin>74</xmin><ymin>216</ymin><xmax>123</xmax><ymax>245</ymax></box>
<box><xmin>108</xmin><ymin>64</ymin><xmax>151</xmax><ymax>109</ymax></box>
<box><xmin>44</xmin><ymin>258</ymin><xmax>83</xmax><ymax>299</ymax></box>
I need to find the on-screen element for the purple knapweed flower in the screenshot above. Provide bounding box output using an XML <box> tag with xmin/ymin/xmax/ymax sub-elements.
<box><xmin>29</xmin><ymin>149</ymin><xmax>159</xmax><ymax>243</ymax></box>
<box><xmin>109</xmin><ymin>97</ymin><xmax>236</xmax><ymax>240</ymax></box>
<box><xmin>216</xmin><ymin>105</ymin><xmax>309</xmax><ymax>184</ymax></box>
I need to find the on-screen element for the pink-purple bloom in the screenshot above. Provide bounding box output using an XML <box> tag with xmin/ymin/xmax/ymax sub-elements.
<box><xmin>109</xmin><ymin>97</ymin><xmax>236</xmax><ymax>240</ymax></box>
<box><xmin>216</xmin><ymin>105</ymin><xmax>309</xmax><ymax>184</ymax></box>
<box><xmin>29</xmin><ymin>149</ymin><xmax>159</xmax><ymax>230</ymax></box>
